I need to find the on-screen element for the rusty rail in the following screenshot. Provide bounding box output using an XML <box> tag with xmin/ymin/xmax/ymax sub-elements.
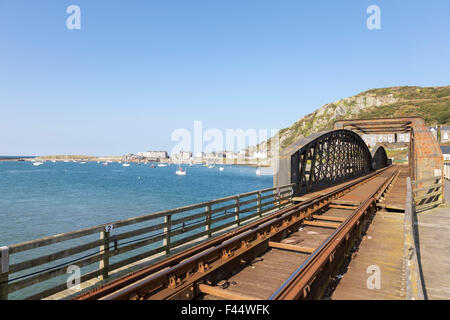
<box><xmin>74</xmin><ymin>166</ymin><xmax>394</xmax><ymax>300</ymax></box>
<box><xmin>269</xmin><ymin>167</ymin><xmax>398</xmax><ymax>299</ymax></box>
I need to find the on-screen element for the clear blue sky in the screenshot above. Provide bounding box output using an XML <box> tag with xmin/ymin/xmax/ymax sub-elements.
<box><xmin>1</xmin><ymin>0</ymin><xmax>449</xmax><ymax>156</ymax></box>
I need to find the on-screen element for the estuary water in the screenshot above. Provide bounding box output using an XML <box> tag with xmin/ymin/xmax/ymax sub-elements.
<box><xmin>0</xmin><ymin>161</ymin><xmax>272</xmax><ymax>247</ymax></box>
<box><xmin>0</xmin><ymin>161</ymin><xmax>274</xmax><ymax>299</ymax></box>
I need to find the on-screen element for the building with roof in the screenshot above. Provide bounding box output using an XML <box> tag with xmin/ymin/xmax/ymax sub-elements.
<box><xmin>442</xmin><ymin>145</ymin><xmax>450</xmax><ymax>180</ymax></box>
<box><xmin>361</xmin><ymin>133</ymin><xmax>396</xmax><ymax>147</ymax></box>
<box><xmin>441</xmin><ymin>126</ymin><xmax>450</xmax><ymax>143</ymax></box>
<box><xmin>137</xmin><ymin>151</ymin><xmax>169</xmax><ymax>159</ymax></box>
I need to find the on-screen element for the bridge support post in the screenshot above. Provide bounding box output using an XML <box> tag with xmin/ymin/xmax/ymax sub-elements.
<box><xmin>0</xmin><ymin>246</ymin><xmax>9</xmax><ymax>300</ymax></box>
<box><xmin>274</xmin><ymin>153</ymin><xmax>299</xmax><ymax>195</ymax></box>
<box><xmin>99</xmin><ymin>229</ymin><xmax>110</xmax><ymax>280</ymax></box>
<box><xmin>234</xmin><ymin>197</ymin><xmax>240</xmax><ymax>227</ymax></box>
<box><xmin>163</xmin><ymin>214</ymin><xmax>172</xmax><ymax>255</ymax></box>
<box><xmin>205</xmin><ymin>205</ymin><xmax>212</xmax><ymax>238</ymax></box>
<box><xmin>257</xmin><ymin>191</ymin><xmax>262</xmax><ymax>217</ymax></box>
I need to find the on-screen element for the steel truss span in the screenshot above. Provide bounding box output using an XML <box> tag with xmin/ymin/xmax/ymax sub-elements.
<box><xmin>371</xmin><ymin>145</ymin><xmax>389</xmax><ymax>170</ymax></box>
<box><xmin>276</xmin><ymin>130</ymin><xmax>380</xmax><ymax>197</ymax></box>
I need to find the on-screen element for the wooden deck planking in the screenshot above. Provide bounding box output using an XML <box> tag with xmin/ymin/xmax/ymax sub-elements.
<box><xmin>378</xmin><ymin>166</ymin><xmax>408</xmax><ymax>211</ymax></box>
<box><xmin>208</xmin><ymin>248</ymin><xmax>309</xmax><ymax>299</ymax></box>
<box><xmin>331</xmin><ymin>211</ymin><xmax>406</xmax><ymax>300</ymax></box>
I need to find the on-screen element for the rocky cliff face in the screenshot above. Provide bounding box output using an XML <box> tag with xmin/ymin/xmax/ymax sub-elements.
<box><xmin>250</xmin><ymin>85</ymin><xmax>450</xmax><ymax>156</ymax></box>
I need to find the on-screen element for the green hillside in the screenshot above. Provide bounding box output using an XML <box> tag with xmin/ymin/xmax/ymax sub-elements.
<box><xmin>258</xmin><ymin>85</ymin><xmax>450</xmax><ymax>152</ymax></box>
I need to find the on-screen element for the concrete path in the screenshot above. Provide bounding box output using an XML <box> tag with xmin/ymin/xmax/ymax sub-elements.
<box><xmin>415</xmin><ymin>180</ymin><xmax>450</xmax><ymax>299</ymax></box>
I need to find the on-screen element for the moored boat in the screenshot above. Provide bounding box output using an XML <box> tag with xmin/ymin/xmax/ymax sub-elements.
<box><xmin>175</xmin><ymin>168</ymin><xmax>187</xmax><ymax>175</ymax></box>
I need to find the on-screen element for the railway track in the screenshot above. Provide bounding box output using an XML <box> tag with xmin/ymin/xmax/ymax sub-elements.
<box><xmin>74</xmin><ymin>165</ymin><xmax>399</xmax><ymax>300</ymax></box>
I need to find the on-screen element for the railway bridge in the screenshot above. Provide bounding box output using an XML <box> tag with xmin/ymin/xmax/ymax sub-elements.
<box><xmin>0</xmin><ymin>117</ymin><xmax>447</xmax><ymax>300</ymax></box>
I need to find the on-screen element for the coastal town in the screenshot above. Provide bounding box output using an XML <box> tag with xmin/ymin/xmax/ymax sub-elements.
<box><xmin>11</xmin><ymin>148</ymin><xmax>271</xmax><ymax>166</ymax></box>
<box><xmin>7</xmin><ymin>125</ymin><xmax>449</xmax><ymax>170</ymax></box>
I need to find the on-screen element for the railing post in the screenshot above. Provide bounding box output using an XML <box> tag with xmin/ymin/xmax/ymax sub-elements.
<box><xmin>0</xmin><ymin>246</ymin><xmax>9</xmax><ymax>300</ymax></box>
<box><xmin>257</xmin><ymin>192</ymin><xmax>262</xmax><ymax>217</ymax></box>
<box><xmin>234</xmin><ymin>196</ymin><xmax>240</xmax><ymax>227</ymax></box>
<box><xmin>205</xmin><ymin>204</ymin><xmax>212</xmax><ymax>238</ymax></box>
<box><xmin>163</xmin><ymin>214</ymin><xmax>172</xmax><ymax>254</ymax></box>
<box><xmin>276</xmin><ymin>187</ymin><xmax>281</xmax><ymax>207</ymax></box>
<box><xmin>99</xmin><ymin>226</ymin><xmax>111</xmax><ymax>280</ymax></box>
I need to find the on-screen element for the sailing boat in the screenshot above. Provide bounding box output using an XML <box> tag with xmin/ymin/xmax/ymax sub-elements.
<box><xmin>175</xmin><ymin>159</ymin><xmax>187</xmax><ymax>175</ymax></box>
<box><xmin>256</xmin><ymin>162</ymin><xmax>262</xmax><ymax>175</ymax></box>
<box><xmin>176</xmin><ymin>167</ymin><xmax>186</xmax><ymax>175</ymax></box>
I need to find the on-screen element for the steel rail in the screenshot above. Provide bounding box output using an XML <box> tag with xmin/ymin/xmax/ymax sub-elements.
<box><xmin>74</xmin><ymin>166</ymin><xmax>391</xmax><ymax>300</ymax></box>
<box><xmin>270</xmin><ymin>167</ymin><xmax>399</xmax><ymax>300</ymax></box>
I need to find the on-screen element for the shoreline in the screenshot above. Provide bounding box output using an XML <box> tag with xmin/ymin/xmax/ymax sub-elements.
<box><xmin>4</xmin><ymin>156</ymin><xmax>272</xmax><ymax>168</ymax></box>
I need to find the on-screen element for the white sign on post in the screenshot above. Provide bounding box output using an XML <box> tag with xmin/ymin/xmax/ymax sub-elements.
<box><xmin>104</xmin><ymin>225</ymin><xmax>114</xmax><ymax>233</ymax></box>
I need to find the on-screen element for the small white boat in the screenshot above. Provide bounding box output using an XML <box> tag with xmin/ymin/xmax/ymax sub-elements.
<box><xmin>219</xmin><ymin>167</ymin><xmax>224</xmax><ymax>171</ymax></box>
<box><xmin>157</xmin><ymin>164</ymin><xmax>167</xmax><ymax>167</ymax></box>
<box><xmin>256</xmin><ymin>169</ymin><xmax>262</xmax><ymax>176</ymax></box>
<box><xmin>176</xmin><ymin>168</ymin><xmax>187</xmax><ymax>175</ymax></box>
<box><xmin>176</xmin><ymin>160</ymin><xmax>187</xmax><ymax>175</ymax></box>
<box><xmin>102</xmin><ymin>162</ymin><xmax>109</xmax><ymax>166</ymax></box>
<box><xmin>80</xmin><ymin>161</ymin><xmax>87</xmax><ymax>164</ymax></box>
<box><xmin>33</xmin><ymin>161</ymin><xmax>44</xmax><ymax>166</ymax></box>
<box><xmin>122</xmin><ymin>163</ymin><xmax>130</xmax><ymax>167</ymax></box>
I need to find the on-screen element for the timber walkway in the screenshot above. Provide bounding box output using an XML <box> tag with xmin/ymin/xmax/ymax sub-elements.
<box><xmin>415</xmin><ymin>180</ymin><xmax>450</xmax><ymax>299</ymax></box>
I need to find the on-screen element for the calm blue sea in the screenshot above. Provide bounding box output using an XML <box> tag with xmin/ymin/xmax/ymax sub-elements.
<box><xmin>0</xmin><ymin>161</ymin><xmax>273</xmax><ymax>298</ymax></box>
<box><xmin>0</xmin><ymin>161</ymin><xmax>272</xmax><ymax>247</ymax></box>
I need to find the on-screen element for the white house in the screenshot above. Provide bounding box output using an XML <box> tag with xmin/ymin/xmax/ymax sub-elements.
<box><xmin>442</xmin><ymin>146</ymin><xmax>450</xmax><ymax>180</ymax></box>
<box><xmin>441</xmin><ymin>127</ymin><xmax>450</xmax><ymax>143</ymax></box>
<box><xmin>251</xmin><ymin>151</ymin><xmax>268</xmax><ymax>159</ymax></box>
